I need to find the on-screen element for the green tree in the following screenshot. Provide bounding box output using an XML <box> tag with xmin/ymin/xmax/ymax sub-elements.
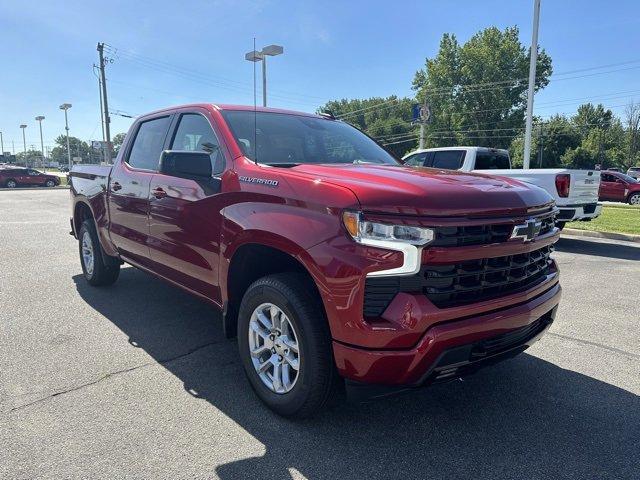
<box><xmin>510</xmin><ymin>115</ymin><xmax>580</xmax><ymax>168</ymax></box>
<box><xmin>319</xmin><ymin>96</ymin><xmax>417</xmax><ymax>157</ymax></box>
<box><xmin>50</xmin><ymin>135</ymin><xmax>91</xmax><ymax>164</ymax></box>
<box><xmin>413</xmin><ymin>26</ymin><xmax>553</xmax><ymax>149</ymax></box>
<box><xmin>112</xmin><ymin>133</ymin><xmax>127</xmax><ymax>157</ymax></box>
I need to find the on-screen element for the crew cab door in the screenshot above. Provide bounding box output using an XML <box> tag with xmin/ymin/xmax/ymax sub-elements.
<box><xmin>600</xmin><ymin>173</ymin><xmax>626</xmax><ymax>201</ymax></box>
<box><xmin>107</xmin><ymin>115</ymin><xmax>172</xmax><ymax>265</ymax></box>
<box><xmin>147</xmin><ymin>110</ymin><xmax>227</xmax><ymax>302</ymax></box>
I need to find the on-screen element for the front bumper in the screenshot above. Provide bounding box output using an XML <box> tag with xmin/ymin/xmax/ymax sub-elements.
<box><xmin>333</xmin><ymin>281</ymin><xmax>561</xmax><ymax>386</ymax></box>
<box><xmin>557</xmin><ymin>203</ymin><xmax>602</xmax><ymax>222</ymax></box>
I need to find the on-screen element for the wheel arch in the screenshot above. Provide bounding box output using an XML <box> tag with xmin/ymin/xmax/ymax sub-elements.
<box><xmin>222</xmin><ymin>239</ymin><xmax>325</xmax><ymax>339</ymax></box>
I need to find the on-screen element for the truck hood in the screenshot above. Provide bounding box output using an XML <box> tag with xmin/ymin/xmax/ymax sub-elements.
<box><xmin>288</xmin><ymin>164</ymin><xmax>554</xmax><ymax>216</ymax></box>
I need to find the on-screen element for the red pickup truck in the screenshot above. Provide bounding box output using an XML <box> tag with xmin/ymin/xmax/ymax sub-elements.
<box><xmin>70</xmin><ymin>104</ymin><xmax>561</xmax><ymax>417</ymax></box>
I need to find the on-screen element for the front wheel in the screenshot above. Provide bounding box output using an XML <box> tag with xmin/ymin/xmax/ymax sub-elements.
<box><xmin>629</xmin><ymin>193</ymin><xmax>640</xmax><ymax>205</ymax></box>
<box><xmin>5</xmin><ymin>179</ymin><xmax>17</xmax><ymax>188</ymax></box>
<box><xmin>556</xmin><ymin>221</ymin><xmax>566</xmax><ymax>231</ymax></box>
<box><xmin>237</xmin><ymin>273</ymin><xmax>337</xmax><ymax>418</ymax></box>
<box><xmin>45</xmin><ymin>180</ymin><xmax>55</xmax><ymax>187</ymax></box>
<box><xmin>78</xmin><ymin>219</ymin><xmax>120</xmax><ymax>286</ymax></box>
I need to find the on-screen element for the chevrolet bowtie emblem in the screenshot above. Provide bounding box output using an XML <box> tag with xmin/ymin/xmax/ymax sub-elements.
<box><xmin>510</xmin><ymin>218</ymin><xmax>542</xmax><ymax>242</ymax></box>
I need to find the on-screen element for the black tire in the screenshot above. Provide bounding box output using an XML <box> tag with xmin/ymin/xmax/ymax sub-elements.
<box><xmin>556</xmin><ymin>221</ymin><xmax>566</xmax><ymax>231</ymax></box>
<box><xmin>78</xmin><ymin>219</ymin><xmax>120</xmax><ymax>286</ymax></box>
<box><xmin>5</xmin><ymin>179</ymin><xmax>17</xmax><ymax>188</ymax></box>
<box><xmin>45</xmin><ymin>180</ymin><xmax>55</xmax><ymax>187</ymax></box>
<box><xmin>237</xmin><ymin>273</ymin><xmax>337</xmax><ymax>418</ymax></box>
<box><xmin>628</xmin><ymin>193</ymin><xmax>640</xmax><ymax>205</ymax></box>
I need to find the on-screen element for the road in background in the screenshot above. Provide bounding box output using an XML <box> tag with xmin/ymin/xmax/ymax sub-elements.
<box><xmin>1</xmin><ymin>189</ymin><xmax>638</xmax><ymax>479</ymax></box>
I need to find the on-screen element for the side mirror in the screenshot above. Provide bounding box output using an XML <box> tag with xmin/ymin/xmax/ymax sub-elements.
<box><xmin>159</xmin><ymin>150</ymin><xmax>212</xmax><ymax>179</ymax></box>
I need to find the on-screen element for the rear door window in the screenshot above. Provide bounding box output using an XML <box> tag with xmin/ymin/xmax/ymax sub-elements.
<box><xmin>127</xmin><ymin>116</ymin><xmax>171</xmax><ymax>171</ymax></box>
<box><xmin>475</xmin><ymin>151</ymin><xmax>510</xmax><ymax>169</ymax></box>
<box><xmin>432</xmin><ymin>150</ymin><xmax>465</xmax><ymax>170</ymax></box>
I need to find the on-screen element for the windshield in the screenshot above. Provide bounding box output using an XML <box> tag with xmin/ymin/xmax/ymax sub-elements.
<box><xmin>617</xmin><ymin>173</ymin><xmax>639</xmax><ymax>183</ymax></box>
<box><xmin>220</xmin><ymin>111</ymin><xmax>399</xmax><ymax>166</ymax></box>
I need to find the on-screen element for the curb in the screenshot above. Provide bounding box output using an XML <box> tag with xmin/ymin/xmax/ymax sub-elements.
<box><xmin>562</xmin><ymin>228</ymin><xmax>640</xmax><ymax>244</ymax></box>
<box><xmin>0</xmin><ymin>186</ymin><xmax>69</xmax><ymax>191</ymax></box>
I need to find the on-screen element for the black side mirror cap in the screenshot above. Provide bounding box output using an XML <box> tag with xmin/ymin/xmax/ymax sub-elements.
<box><xmin>159</xmin><ymin>150</ymin><xmax>212</xmax><ymax>179</ymax></box>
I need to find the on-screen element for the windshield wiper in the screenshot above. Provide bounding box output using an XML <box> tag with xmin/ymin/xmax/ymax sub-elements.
<box><xmin>262</xmin><ymin>162</ymin><xmax>301</xmax><ymax>168</ymax></box>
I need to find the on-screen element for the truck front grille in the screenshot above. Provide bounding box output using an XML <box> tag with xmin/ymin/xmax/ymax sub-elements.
<box><xmin>431</xmin><ymin>215</ymin><xmax>555</xmax><ymax>247</ymax></box>
<box><xmin>423</xmin><ymin>245</ymin><xmax>553</xmax><ymax>308</ymax></box>
<box><xmin>362</xmin><ymin>245</ymin><xmax>554</xmax><ymax>317</ymax></box>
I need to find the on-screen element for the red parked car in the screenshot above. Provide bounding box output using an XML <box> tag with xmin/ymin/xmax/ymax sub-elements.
<box><xmin>599</xmin><ymin>171</ymin><xmax>640</xmax><ymax>205</ymax></box>
<box><xmin>70</xmin><ymin>104</ymin><xmax>561</xmax><ymax>417</ymax></box>
<box><xmin>0</xmin><ymin>167</ymin><xmax>60</xmax><ymax>188</ymax></box>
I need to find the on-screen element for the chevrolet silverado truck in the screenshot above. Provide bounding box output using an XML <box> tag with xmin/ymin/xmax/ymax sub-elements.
<box><xmin>70</xmin><ymin>104</ymin><xmax>562</xmax><ymax>417</ymax></box>
<box><xmin>403</xmin><ymin>146</ymin><xmax>601</xmax><ymax>229</ymax></box>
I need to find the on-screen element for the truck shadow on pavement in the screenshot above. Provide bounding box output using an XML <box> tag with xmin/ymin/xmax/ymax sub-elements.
<box><xmin>555</xmin><ymin>237</ymin><xmax>640</xmax><ymax>261</ymax></box>
<box><xmin>73</xmin><ymin>269</ymin><xmax>639</xmax><ymax>480</ymax></box>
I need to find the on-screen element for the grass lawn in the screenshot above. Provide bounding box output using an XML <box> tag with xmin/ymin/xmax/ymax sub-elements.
<box><xmin>566</xmin><ymin>204</ymin><xmax>640</xmax><ymax>235</ymax></box>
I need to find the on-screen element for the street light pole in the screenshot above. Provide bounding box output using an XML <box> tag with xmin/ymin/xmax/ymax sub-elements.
<box><xmin>523</xmin><ymin>0</ymin><xmax>541</xmax><ymax>169</ymax></box>
<box><xmin>245</xmin><ymin>44</ymin><xmax>283</xmax><ymax>107</ymax></box>
<box><xmin>0</xmin><ymin>131</ymin><xmax>4</xmax><ymax>157</ymax></box>
<box><xmin>35</xmin><ymin>116</ymin><xmax>46</xmax><ymax>172</ymax></box>
<box><xmin>19</xmin><ymin>125</ymin><xmax>27</xmax><ymax>165</ymax></box>
<box><xmin>60</xmin><ymin>103</ymin><xmax>72</xmax><ymax>171</ymax></box>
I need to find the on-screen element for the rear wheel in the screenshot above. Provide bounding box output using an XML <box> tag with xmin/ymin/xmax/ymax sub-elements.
<box><xmin>5</xmin><ymin>179</ymin><xmax>17</xmax><ymax>188</ymax></box>
<box><xmin>78</xmin><ymin>219</ymin><xmax>120</xmax><ymax>286</ymax></box>
<box><xmin>628</xmin><ymin>193</ymin><xmax>640</xmax><ymax>205</ymax></box>
<box><xmin>45</xmin><ymin>179</ymin><xmax>55</xmax><ymax>187</ymax></box>
<box><xmin>237</xmin><ymin>273</ymin><xmax>337</xmax><ymax>418</ymax></box>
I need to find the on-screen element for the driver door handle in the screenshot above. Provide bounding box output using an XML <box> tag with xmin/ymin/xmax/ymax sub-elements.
<box><xmin>151</xmin><ymin>186</ymin><xmax>167</xmax><ymax>199</ymax></box>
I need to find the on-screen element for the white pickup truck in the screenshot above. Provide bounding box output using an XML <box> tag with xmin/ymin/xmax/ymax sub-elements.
<box><xmin>402</xmin><ymin>146</ymin><xmax>602</xmax><ymax>227</ymax></box>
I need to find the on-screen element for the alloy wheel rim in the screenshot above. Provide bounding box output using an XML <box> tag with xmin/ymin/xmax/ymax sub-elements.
<box><xmin>248</xmin><ymin>302</ymin><xmax>301</xmax><ymax>394</ymax></box>
<box><xmin>81</xmin><ymin>231</ymin><xmax>94</xmax><ymax>275</ymax></box>
<box><xmin>7</xmin><ymin>180</ymin><xmax>16</xmax><ymax>188</ymax></box>
<box><xmin>631</xmin><ymin>194</ymin><xmax>640</xmax><ymax>205</ymax></box>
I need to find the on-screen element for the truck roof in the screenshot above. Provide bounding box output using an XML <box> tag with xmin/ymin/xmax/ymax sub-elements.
<box><xmin>407</xmin><ymin>146</ymin><xmax>510</xmax><ymax>155</ymax></box>
<box><xmin>137</xmin><ymin>103</ymin><xmax>323</xmax><ymax>120</ymax></box>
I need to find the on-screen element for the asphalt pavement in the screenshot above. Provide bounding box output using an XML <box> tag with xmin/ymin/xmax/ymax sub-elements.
<box><xmin>1</xmin><ymin>189</ymin><xmax>639</xmax><ymax>480</ymax></box>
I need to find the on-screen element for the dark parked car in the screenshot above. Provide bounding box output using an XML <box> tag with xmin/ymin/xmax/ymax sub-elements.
<box><xmin>0</xmin><ymin>168</ymin><xmax>60</xmax><ymax>188</ymax></box>
<box><xmin>599</xmin><ymin>171</ymin><xmax>640</xmax><ymax>204</ymax></box>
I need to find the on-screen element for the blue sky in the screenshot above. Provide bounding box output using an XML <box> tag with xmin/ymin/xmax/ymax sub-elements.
<box><xmin>1</xmin><ymin>0</ymin><xmax>639</xmax><ymax>153</ymax></box>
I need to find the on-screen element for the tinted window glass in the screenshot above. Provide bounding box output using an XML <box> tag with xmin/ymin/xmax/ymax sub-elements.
<box><xmin>601</xmin><ymin>173</ymin><xmax>616</xmax><ymax>182</ymax></box>
<box><xmin>127</xmin><ymin>116</ymin><xmax>171</xmax><ymax>170</ymax></box>
<box><xmin>221</xmin><ymin>111</ymin><xmax>399</xmax><ymax>166</ymax></box>
<box><xmin>171</xmin><ymin>114</ymin><xmax>224</xmax><ymax>175</ymax></box>
<box><xmin>404</xmin><ymin>152</ymin><xmax>427</xmax><ymax>167</ymax></box>
<box><xmin>616</xmin><ymin>173</ymin><xmax>638</xmax><ymax>183</ymax></box>
<box><xmin>475</xmin><ymin>151</ymin><xmax>510</xmax><ymax>169</ymax></box>
<box><xmin>432</xmin><ymin>151</ymin><xmax>464</xmax><ymax>170</ymax></box>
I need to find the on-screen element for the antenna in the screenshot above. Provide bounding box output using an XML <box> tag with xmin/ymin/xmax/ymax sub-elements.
<box><xmin>253</xmin><ymin>37</ymin><xmax>258</xmax><ymax>165</ymax></box>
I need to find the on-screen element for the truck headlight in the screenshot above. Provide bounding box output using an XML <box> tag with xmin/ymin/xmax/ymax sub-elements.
<box><xmin>342</xmin><ymin>211</ymin><xmax>435</xmax><ymax>246</ymax></box>
<box><xmin>342</xmin><ymin>211</ymin><xmax>434</xmax><ymax>277</ymax></box>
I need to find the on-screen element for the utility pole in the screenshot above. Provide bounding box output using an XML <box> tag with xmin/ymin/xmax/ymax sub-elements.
<box><xmin>523</xmin><ymin>0</ymin><xmax>541</xmax><ymax>169</ymax></box>
<box><xmin>97</xmin><ymin>43</ymin><xmax>112</xmax><ymax>163</ymax></box>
